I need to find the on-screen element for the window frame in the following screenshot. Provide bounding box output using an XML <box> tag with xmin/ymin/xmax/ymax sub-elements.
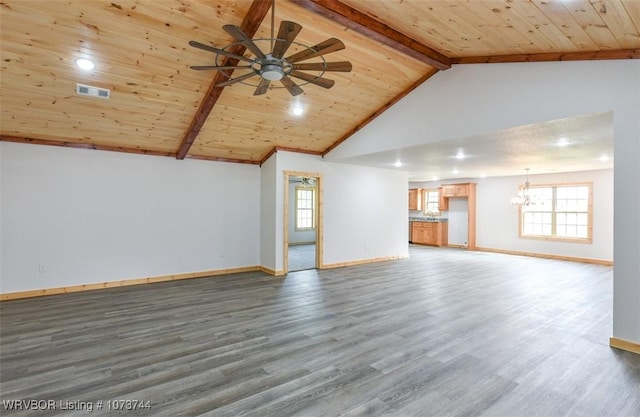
<box><xmin>518</xmin><ymin>181</ymin><xmax>593</xmax><ymax>243</ymax></box>
<box><xmin>422</xmin><ymin>189</ymin><xmax>441</xmax><ymax>216</ymax></box>
<box><xmin>294</xmin><ymin>186</ymin><xmax>316</xmax><ymax>231</ymax></box>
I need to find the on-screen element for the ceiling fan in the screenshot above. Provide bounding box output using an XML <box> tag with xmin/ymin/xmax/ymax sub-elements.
<box><xmin>188</xmin><ymin>0</ymin><xmax>352</xmax><ymax>96</ymax></box>
<box><xmin>290</xmin><ymin>177</ymin><xmax>316</xmax><ymax>186</ymax></box>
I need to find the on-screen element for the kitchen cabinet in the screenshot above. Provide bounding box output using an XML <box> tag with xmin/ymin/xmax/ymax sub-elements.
<box><xmin>438</xmin><ymin>187</ymin><xmax>448</xmax><ymax>211</ymax></box>
<box><xmin>438</xmin><ymin>182</ymin><xmax>476</xmax><ymax>250</ymax></box>
<box><xmin>411</xmin><ymin>221</ymin><xmax>448</xmax><ymax>247</ymax></box>
<box><xmin>409</xmin><ymin>188</ymin><xmax>422</xmax><ymax>210</ymax></box>
<box><xmin>441</xmin><ymin>184</ymin><xmax>469</xmax><ymax>197</ymax></box>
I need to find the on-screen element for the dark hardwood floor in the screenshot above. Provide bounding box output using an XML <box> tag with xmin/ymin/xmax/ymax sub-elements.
<box><xmin>1</xmin><ymin>246</ymin><xmax>639</xmax><ymax>416</ymax></box>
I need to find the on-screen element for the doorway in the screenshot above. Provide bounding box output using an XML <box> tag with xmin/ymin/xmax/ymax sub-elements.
<box><xmin>284</xmin><ymin>171</ymin><xmax>323</xmax><ymax>273</ymax></box>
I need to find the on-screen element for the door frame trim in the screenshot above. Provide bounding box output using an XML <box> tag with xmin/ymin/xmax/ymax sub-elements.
<box><xmin>283</xmin><ymin>170</ymin><xmax>324</xmax><ymax>274</ymax></box>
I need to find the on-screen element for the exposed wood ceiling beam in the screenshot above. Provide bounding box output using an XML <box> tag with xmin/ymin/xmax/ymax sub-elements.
<box><xmin>322</xmin><ymin>68</ymin><xmax>439</xmax><ymax>157</ymax></box>
<box><xmin>289</xmin><ymin>0</ymin><xmax>451</xmax><ymax>70</ymax></box>
<box><xmin>451</xmin><ymin>49</ymin><xmax>640</xmax><ymax>64</ymax></box>
<box><xmin>175</xmin><ymin>0</ymin><xmax>272</xmax><ymax>160</ymax></box>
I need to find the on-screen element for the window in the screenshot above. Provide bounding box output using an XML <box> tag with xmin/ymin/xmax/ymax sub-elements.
<box><xmin>520</xmin><ymin>183</ymin><xmax>592</xmax><ymax>242</ymax></box>
<box><xmin>295</xmin><ymin>187</ymin><xmax>315</xmax><ymax>230</ymax></box>
<box><xmin>423</xmin><ymin>189</ymin><xmax>440</xmax><ymax>215</ymax></box>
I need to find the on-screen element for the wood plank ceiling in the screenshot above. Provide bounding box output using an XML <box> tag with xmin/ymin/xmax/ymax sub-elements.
<box><xmin>1</xmin><ymin>0</ymin><xmax>638</xmax><ymax>165</ymax></box>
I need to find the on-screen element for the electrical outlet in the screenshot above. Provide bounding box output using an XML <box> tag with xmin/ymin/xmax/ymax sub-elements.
<box><xmin>38</xmin><ymin>263</ymin><xmax>47</xmax><ymax>273</ymax></box>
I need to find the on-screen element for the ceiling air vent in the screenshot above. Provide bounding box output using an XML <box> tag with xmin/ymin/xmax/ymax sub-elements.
<box><xmin>76</xmin><ymin>83</ymin><xmax>110</xmax><ymax>99</ymax></box>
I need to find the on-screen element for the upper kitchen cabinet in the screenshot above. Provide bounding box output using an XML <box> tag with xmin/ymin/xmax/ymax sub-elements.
<box><xmin>441</xmin><ymin>184</ymin><xmax>470</xmax><ymax>198</ymax></box>
<box><xmin>409</xmin><ymin>188</ymin><xmax>422</xmax><ymax>210</ymax></box>
<box><xmin>438</xmin><ymin>187</ymin><xmax>448</xmax><ymax>211</ymax></box>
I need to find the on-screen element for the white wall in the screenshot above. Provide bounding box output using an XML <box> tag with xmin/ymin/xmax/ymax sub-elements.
<box><xmin>319</xmin><ymin>160</ymin><xmax>408</xmax><ymax>266</ymax></box>
<box><xmin>336</xmin><ymin>60</ymin><xmax>639</xmax><ymax>345</ymax></box>
<box><xmin>327</xmin><ymin>61</ymin><xmax>637</xmax><ymax>160</ymax></box>
<box><xmin>478</xmin><ymin>170</ymin><xmax>614</xmax><ymax>261</ymax></box>
<box><xmin>447</xmin><ymin>198</ymin><xmax>468</xmax><ymax>247</ymax></box>
<box><xmin>412</xmin><ymin>169</ymin><xmax>614</xmax><ymax>261</ymax></box>
<box><xmin>1</xmin><ymin>144</ymin><xmax>408</xmax><ymax>290</ymax></box>
<box><xmin>261</xmin><ymin>151</ymin><xmax>408</xmax><ymax>272</ymax></box>
<box><xmin>0</xmin><ymin>142</ymin><xmax>261</xmax><ymax>293</ymax></box>
<box><xmin>0</xmin><ymin>143</ymin><xmax>3</xmax><ymax>286</ymax></box>
<box><xmin>610</xmin><ymin>62</ymin><xmax>640</xmax><ymax>345</ymax></box>
<box><xmin>259</xmin><ymin>153</ymin><xmax>277</xmax><ymax>270</ymax></box>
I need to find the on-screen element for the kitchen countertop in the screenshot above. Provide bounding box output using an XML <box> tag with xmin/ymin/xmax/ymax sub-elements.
<box><xmin>409</xmin><ymin>217</ymin><xmax>448</xmax><ymax>223</ymax></box>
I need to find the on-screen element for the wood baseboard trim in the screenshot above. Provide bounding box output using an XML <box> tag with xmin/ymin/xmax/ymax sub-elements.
<box><xmin>475</xmin><ymin>247</ymin><xmax>613</xmax><ymax>266</ymax></box>
<box><xmin>0</xmin><ymin>254</ymin><xmax>412</xmax><ymax>300</ymax></box>
<box><xmin>322</xmin><ymin>254</ymin><xmax>409</xmax><ymax>269</ymax></box>
<box><xmin>0</xmin><ymin>266</ymin><xmax>263</xmax><ymax>301</ymax></box>
<box><xmin>610</xmin><ymin>337</ymin><xmax>640</xmax><ymax>354</ymax></box>
<box><xmin>258</xmin><ymin>266</ymin><xmax>286</xmax><ymax>276</ymax></box>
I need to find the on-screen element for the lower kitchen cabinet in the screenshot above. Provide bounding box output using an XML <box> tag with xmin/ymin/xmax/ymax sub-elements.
<box><xmin>411</xmin><ymin>221</ymin><xmax>448</xmax><ymax>247</ymax></box>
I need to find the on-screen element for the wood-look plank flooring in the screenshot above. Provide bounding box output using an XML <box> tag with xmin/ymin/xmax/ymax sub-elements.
<box><xmin>288</xmin><ymin>244</ymin><xmax>316</xmax><ymax>272</ymax></box>
<box><xmin>1</xmin><ymin>246</ymin><xmax>639</xmax><ymax>416</ymax></box>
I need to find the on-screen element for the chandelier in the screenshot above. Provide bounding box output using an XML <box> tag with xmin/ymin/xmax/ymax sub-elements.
<box><xmin>510</xmin><ymin>168</ymin><xmax>536</xmax><ymax>206</ymax></box>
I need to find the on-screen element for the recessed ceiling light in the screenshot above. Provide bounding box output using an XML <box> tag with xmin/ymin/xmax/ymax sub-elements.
<box><xmin>452</xmin><ymin>168</ymin><xmax>459</xmax><ymax>174</ymax></box>
<box><xmin>556</xmin><ymin>138</ymin><xmax>571</xmax><ymax>147</ymax></box>
<box><xmin>394</xmin><ymin>161</ymin><xmax>403</xmax><ymax>168</ymax></box>
<box><xmin>455</xmin><ymin>150</ymin><xmax>465</xmax><ymax>160</ymax></box>
<box><xmin>74</xmin><ymin>58</ymin><xmax>96</xmax><ymax>71</ymax></box>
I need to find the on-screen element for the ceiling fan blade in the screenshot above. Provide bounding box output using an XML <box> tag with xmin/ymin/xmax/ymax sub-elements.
<box><xmin>254</xmin><ymin>78</ymin><xmax>270</xmax><ymax>96</ymax></box>
<box><xmin>292</xmin><ymin>61</ymin><xmax>352</xmax><ymax>72</ymax></box>
<box><xmin>190</xmin><ymin>65</ymin><xmax>252</xmax><ymax>70</ymax></box>
<box><xmin>272</xmin><ymin>21</ymin><xmax>303</xmax><ymax>59</ymax></box>
<box><xmin>289</xmin><ymin>71</ymin><xmax>335</xmax><ymax>89</ymax></box>
<box><xmin>280</xmin><ymin>76</ymin><xmax>304</xmax><ymax>96</ymax></box>
<box><xmin>285</xmin><ymin>38</ymin><xmax>345</xmax><ymax>63</ymax></box>
<box><xmin>216</xmin><ymin>71</ymin><xmax>258</xmax><ymax>87</ymax></box>
<box><xmin>223</xmin><ymin>25</ymin><xmax>267</xmax><ymax>59</ymax></box>
<box><xmin>189</xmin><ymin>40</ymin><xmax>255</xmax><ymax>64</ymax></box>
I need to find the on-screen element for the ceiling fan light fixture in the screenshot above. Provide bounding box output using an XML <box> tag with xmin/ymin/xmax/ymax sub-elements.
<box><xmin>261</xmin><ymin>63</ymin><xmax>284</xmax><ymax>81</ymax></box>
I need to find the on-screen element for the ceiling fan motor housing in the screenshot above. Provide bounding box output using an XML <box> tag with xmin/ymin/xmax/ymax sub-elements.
<box><xmin>260</xmin><ymin>57</ymin><xmax>284</xmax><ymax>80</ymax></box>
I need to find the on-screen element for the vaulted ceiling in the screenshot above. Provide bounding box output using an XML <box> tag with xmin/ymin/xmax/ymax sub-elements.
<box><xmin>1</xmin><ymin>0</ymin><xmax>638</xmax><ymax>167</ymax></box>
